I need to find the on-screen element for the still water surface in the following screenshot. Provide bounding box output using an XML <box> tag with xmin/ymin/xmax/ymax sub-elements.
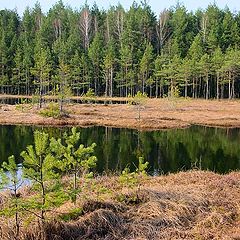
<box><xmin>0</xmin><ymin>125</ymin><xmax>239</xmax><ymax>174</ymax></box>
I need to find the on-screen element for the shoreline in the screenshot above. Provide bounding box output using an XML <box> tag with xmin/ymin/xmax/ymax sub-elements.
<box><xmin>1</xmin><ymin>170</ymin><xmax>239</xmax><ymax>239</ymax></box>
<box><xmin>1</xmin><ymin>97</ymin><xmax>240</xmax><ymax>130</ymax></box>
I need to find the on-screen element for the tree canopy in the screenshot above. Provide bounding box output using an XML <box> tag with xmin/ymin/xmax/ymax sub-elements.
<box><xmin>1</xmin><ymin>2</ymin><xmax>240</xmax><ymax>98</ymax></box>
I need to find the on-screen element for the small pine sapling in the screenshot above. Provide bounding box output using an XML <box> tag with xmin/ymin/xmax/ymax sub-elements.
<box><xmin>119</xmin><ymin>167</ymin><xmax>138</xmax><ymax>190</ymax></box>
<box><xmin>82</xmin><ymin>88</ymin><xmax>96</xmax><ymax>104</ymax></box>
<box><xmin>50</xmin><ymin>127</ymin><xmax>97</xmax><ymax>204</ymax></box>
<box><xmin>135</xmin><ymin>157</ymin><xmax>149</xmax><ymax>193</ymax></box>
<box><xmin>119</xmin><ymin>157</ymin><xmax>149</xmax><ymax>202</ymax></box>
<box><xmin>90</xmin><ymin>178</ymin><xmax>112</xmax><ymax>201</ymax></box>
<box><xmin>21</xmin><ymin>130</ymin><xmax>67</xmax><ymax>229</ymax></box>
<box><xmin>133</xmin><ymin>91</ymin><xmax>148</xmax><ymax>121</ymax></box>
<box><xmin>0</xmin><ymin>155</ymin><xmax>23</xmax><ymax>240</ymax></box>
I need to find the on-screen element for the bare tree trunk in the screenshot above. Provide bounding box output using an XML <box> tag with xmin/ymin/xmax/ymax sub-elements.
<box><xmin>156</xmin><ymin>9</ymin><xmax>170</xmax><ymax>54</ymax></box>
<box><xmin>105</xmin><ymin>69</ymin><xmax>109</xmax><ymax>97</ymax></box>
<box><xmin>201</xmin><ymin>13</ymin><xmax>208</xmax><ymax>43</ymax></box>
<box><xmin>231</xmin><ymin>78</ymin><xmax>235</xmax><ymax>99</ymax></box>
<box><xmin>110</xmin><ymin>67</ymin><xmax>113</xmax><ymax>98</ymax></box>
<box><xmin>53</xmin><ymin>18</ymin><xmax>62</xmax><ymax>39</ymax></box>
<box><xmin>80</xmin><ymin>8</ymin><xmax>92</xmax><ymax>50</ymax></box>
<box><xmin>116</xmin><ymin>10</ymin><xmax>124</xmax><ymax>47</ymax></box>
<box><xmin>170</xmin><ymin>78</ymin><xmax>173</xmax><ymax>97</ymax></box>
<box><xmin>124</xmin><ymin>66</ymin><xmax>127</xmax><ymax>97</ymax></box>
<box><xmin>206</xmin><ymin>73</ymin><xmax>209</xmax><ymax>100</ymax></box>
<box><xmin>142</xmin><ymin>74</ymin><xmax>145</xmax><ymax>93</ymax></box>
<box><xmin>155</xmin><ymin>78</ymin><xmax>158</xmax><ymax>98</ymax></box>
<box><xmin>192</xmin><ymin>78</ymin><xmax>195</xmax><ymax>98</ymax></box>
<box><xmin>39</xmin><ymin>70</ymin><xmax>43</xmax><ymax>109</ymax></box>
<box><xmin>185</xmin><ymin>78</ymin><xmax>187</xmax><ymax>98</ymax></box>
<box><xmin>221</xmin><ymin>83</ymin><xmax>224</xmax><ymax>99</ymax></box>
<box><xmin>228</xmin><ymin>72</ymin><xmax>231</xmax><ymax>99</ymax></box>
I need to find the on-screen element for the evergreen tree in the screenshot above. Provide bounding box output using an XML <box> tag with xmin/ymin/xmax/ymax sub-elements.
<box><xmin>50</xmin><ymin>127</ymin><xmax>97</xmax><ymax>204</ymax></box>
<box><xmin>20</xmin><ymin>130</ymin><xmax>66</xmax><ymax>231</ymax></box>
<box><xmin>199</xmin><ymin>53</ymin><xmax>212</xmax><ymax>99</ymax></box>
<box><xmin>0</xmin><ymin>2</ymin><xmax>240</xmax><ymax>99</ymax></box>
<box><xmin>140</xmin><ymin>43</ymin><xmax>154</xmax><ymax>94</ymax></box>
<box><xmin>212</xmin><ymin>47</ymin><xmax>223</xmax><ymax>99</ymax></box>
<box><xmin>103</xmin><ymin>40</ymin><xmax>115</xmax><ymax>97</ymax></box>
<box><xmin>31</xmin><ymin>34</ymin><xmax>52</xmax><ymax>108</ymax></box>
<box><xmin>0</xmin><ymin>156</ymin><xmax>22</xmax><ymax>240</ymax></box>
<box><xmin>119</xmin><ymin>45</ymin><xmax>134</xmax><ymax>97</ymax></box>
<box><xmin>88</xmin><ymin>33</ymin><xmax>103</xmax><ymax>95</ymax></box>
<box><xmin>154</xmin><ymin>54</ymin><xmax>170</xmax><ymax>97</ymax></box>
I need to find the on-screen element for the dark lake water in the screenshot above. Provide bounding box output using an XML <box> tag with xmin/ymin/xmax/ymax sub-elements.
<box><xmin>0</xmin><ymin>125</ymin><xmax>239</xmax><ymax>174</ymax></box>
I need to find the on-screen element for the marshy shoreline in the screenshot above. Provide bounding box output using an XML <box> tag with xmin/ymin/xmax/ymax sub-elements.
<box><xmin>0</xmin><ymin>96</ymin><xmax>240</xmax><ymax>239</ymax></box>
<box><xmin>1</xmin><ymin>96</ymin><xmax>240</xmax><ymax>130</ymax></box>
<box><xmin>0</xmin><ymin>170</ymin><xmax>239</xmax><ymax>240</ymax></box>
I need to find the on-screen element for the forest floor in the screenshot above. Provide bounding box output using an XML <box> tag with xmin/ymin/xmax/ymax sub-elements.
<box><xmin>1</xmin><ymin>96</ymin><xmax>240</xmax><ymax>129</ymax></box>
<box><xmin>1</xmin><ymin>170</ymin><xmax>240</xmax><ymax>240</ymax></box>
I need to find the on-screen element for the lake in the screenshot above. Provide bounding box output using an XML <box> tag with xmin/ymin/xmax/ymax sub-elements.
<box><xmin>0</xmin><ymin>125</ymin><xmax>239</xmax><ymax>174</ymax></box>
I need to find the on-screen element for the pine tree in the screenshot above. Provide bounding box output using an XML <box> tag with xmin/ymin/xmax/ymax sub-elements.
<box><xmin>56</xmin><ymin>60</ymin><xmax>72</xmax><ymax>115</ymax></box>
<box><xmin>88</xmin><ymin>33</ymin><xmax>103</xmax><ymax>95</ymax></box>
<box><xmin>212</xmin><ymin>47</ymin><xmax>223</xmax><ymax>99</ymax></box>
<box><xmin>170</xmin><ymin>4</ymin><xmax>190</xmax><ymax>57</ymax></box>
<box><xmin>21</xmin><ymin>131</ymin><xmax>62</xmax><ymax>223</ymax></box>
<box><xmin>0</xmin><ymin>32</ymin><xmax>9</xmax><ymax>94</ymax></box>
<box><xmin>119</xmin><ymin>45</ymin><xmax>133</xmax><ymax>97</ymax></box>
<box><xmin>1</xmin><ymin>2</ymin><xmax>240</xmax><ymax>99</ymax></box>
<box><xmin>103</xmin><ymin>40</ymin><xmax>115</xmax><ymax>97</ymax></box>
<box><xmin>12</xmin><ymin>44</ymin><xmax>24</xmax><ymax>96</ymax></box>
<box><xmin>69</xmin><ymin>50</ymin><xmax>82</xmax><ymax>96</ymax></box>
<box><xmin>179</xmin><ymin>58</ymin><xmax>191</xmax><ymax>98</ymax></box>
<box><xmin>31</xmin><ymin>35</ymin><xmax>52</xmax><ymax>108</ymax></box>
<box><xmin>154</xmin><ymin>54</ymin><xmax>170</xmax><ymax>97</ymax></box>
<box><xmin>0</xmin><ymin>156</ymin><xmax>22</xmax><ymax>240</ymax></box>
<box><xmin>50</xmin><ymin>127</ymin><xmax>97</xmax><ymax>204</ymax></box>
<box><xmin>199</xmin><ymin>53</ymin><xmax>212</xmax><ymax>99</ymax></box>
<box><xmin>205</xmin><ymin>4</ymin><xmax>223</xmax><ymax>53</ymax></box>
<box><xmin>22</xmin><ymin>7</ymin><xmax>35</xmax><ymax>95</ymax></box>
<box><xmin>140</xmin><ymin>43</ymin><xmax>154</xmax><ymax>94</ymax></box>
<box><xmin>222</xmin><ymin>48</ymin><xmax>240</xmax><ymax>99</ymax></box>
<box><xmin>188</xmin><ymin>34</ymin><xmax>204</xmax><ymax>98</ymax></box>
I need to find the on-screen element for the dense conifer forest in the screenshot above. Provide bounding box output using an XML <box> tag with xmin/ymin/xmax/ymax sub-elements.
<box><xmin>1</xmin><ymin>1</ymin><xmax>240</xmax><ymax>99</ymax></box>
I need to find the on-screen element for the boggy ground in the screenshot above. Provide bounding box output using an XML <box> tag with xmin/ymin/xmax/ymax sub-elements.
<box><xmin>1</xmin><ymin>170</ymin><xmax>239</xmax><ymax>240</ymax></box>
<box><xmin>1</xmin><ymin>97</ymin><xmax>240</xmax><ymax>129</ymax></box>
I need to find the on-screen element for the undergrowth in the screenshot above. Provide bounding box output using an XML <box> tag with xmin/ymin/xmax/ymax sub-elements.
<box><xmin>40</xmin><ymin>102</ymin><xmax>69</xmax><ymax>118</ymax></box>
<box><xmin>0</xmin><ymin>171</ymin><xmax>239</xmax><ymax>240</ymax></box>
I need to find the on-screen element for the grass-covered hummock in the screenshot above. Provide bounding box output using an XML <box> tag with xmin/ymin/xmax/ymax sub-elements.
<box><xmin>0</xmin><ymin>170</ymin><xmax>239</xmax><ymax>240</ymax></box>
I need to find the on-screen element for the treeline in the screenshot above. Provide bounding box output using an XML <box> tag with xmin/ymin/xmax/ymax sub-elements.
<box><xmin>1</xmin><ymin>1</ymin><xmax>240</xmax><ymax>99</ymax></box>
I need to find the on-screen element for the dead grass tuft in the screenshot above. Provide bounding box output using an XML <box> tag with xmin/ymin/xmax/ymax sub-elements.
<box><xmin>0</xmin><ymin>170</ymin><xmax>239</xmax><ymax>239</ymax></box>
<box><xmin>3</xmin><ymin>98</ymin><xmax>240</xmax><ymax>129</ymax></box>
<box><xmin>82</xmin><ymin>200</ymin><xmax>127</xmax><ymax>215</ymax></box>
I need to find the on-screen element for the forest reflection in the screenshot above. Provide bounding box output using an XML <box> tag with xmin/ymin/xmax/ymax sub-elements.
<box><xmin>0</xmin><ymin>125</ymin><xmax>239</xmax><ymax>174</ymax></box>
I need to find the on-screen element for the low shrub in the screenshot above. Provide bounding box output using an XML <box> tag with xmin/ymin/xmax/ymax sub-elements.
<box><xmin>39</xmin><ymin>102</ymin><xmax>61</xmax><ymax>118</ymax></box>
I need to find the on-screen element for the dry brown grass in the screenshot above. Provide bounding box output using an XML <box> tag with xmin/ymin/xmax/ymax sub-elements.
<box><xmin>0</xmin><ymin>170</ymin><xmax>239</xmax><ymax>240</ymax></box>
<box><xmin>1</xmin><ymin>97</ymin><xmax>240</xmax><ymax>129</ymax></box>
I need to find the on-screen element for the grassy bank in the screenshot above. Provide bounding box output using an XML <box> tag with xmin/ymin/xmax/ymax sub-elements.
<box><xmin>0</xmin><ymin>170</ymin><xmax>239</xmax><ymax>240</ymax></box>
<box><xmin>2</xmin><ymin>98</ymin><xmax>240</xmax><ymax>130</ymax></box>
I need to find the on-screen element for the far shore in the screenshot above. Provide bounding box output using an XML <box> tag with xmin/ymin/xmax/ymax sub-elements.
<box><xmin>1</xmin><ymin>95</ymin><xmax>240</xmax><ymax>130</ymax></box>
